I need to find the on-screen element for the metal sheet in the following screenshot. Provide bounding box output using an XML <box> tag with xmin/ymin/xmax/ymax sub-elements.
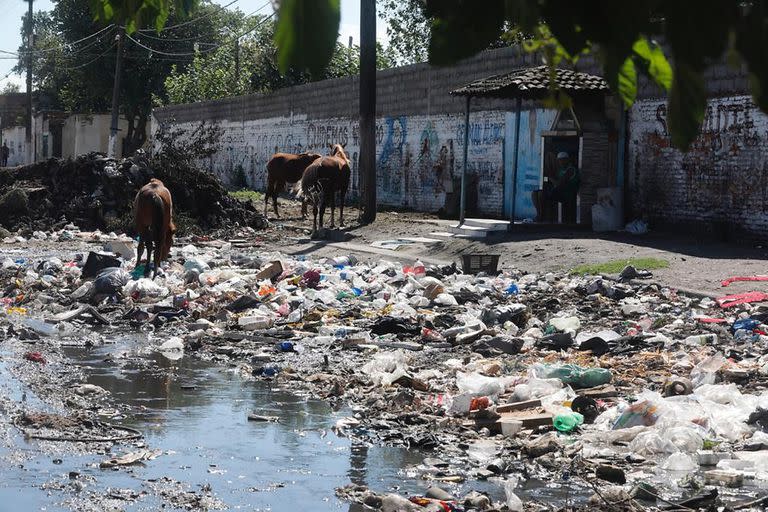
<box><xmin>504</xmin><ymin>109</ymin><xmax>558</xmax><ymax>220</ymax></box>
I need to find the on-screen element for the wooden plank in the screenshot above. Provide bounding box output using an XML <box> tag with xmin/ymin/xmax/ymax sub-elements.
<box><xmin>495</xmin><ymin>399</ymin><xmax>542</xmax><ymax>413</ymax></box>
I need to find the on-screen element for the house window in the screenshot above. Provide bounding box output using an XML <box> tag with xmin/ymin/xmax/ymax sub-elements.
<box><xmin>42</xmin><ymin>134</ymin><xmax>49</xmax><ymax>157</ymax></box>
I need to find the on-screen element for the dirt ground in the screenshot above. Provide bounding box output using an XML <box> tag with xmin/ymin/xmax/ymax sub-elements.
<box><xmin>264</xmin><ymin>197</ymin><xmax>768</xmax><ymax>298</ymax></box>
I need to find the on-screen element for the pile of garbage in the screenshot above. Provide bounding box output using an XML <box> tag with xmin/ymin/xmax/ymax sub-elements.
<box><xmin>0</xmin><ymin>152</ymin><xmax>266</xmax><ymax>233</ymax></box>
<box><xmin>5</xmin><ymin>229</ymin><xmax>768</xmax><ymax>510</ymax></box>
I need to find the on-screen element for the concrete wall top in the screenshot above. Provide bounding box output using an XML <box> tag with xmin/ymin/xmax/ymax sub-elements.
<box><xmin>154</xmin><ymin>45</ymin><xmax>607</xmax><ymax>124</ymax></box>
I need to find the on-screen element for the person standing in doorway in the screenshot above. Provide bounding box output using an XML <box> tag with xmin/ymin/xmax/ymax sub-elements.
<box><xmin>532</xmin><ymin>151</ymin><xmax>580</xmax><ymax>222</ymax></box>
<box><xmin>1</xmin><ymin>142</ymin><xmax>9</xmax><ymax>167</ymax></box>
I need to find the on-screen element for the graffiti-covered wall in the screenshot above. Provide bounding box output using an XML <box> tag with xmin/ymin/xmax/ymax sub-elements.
<box><xmin>153</xmin><ymin>46</ymin><xmax>571</xmax><ymax>216</ymax></box>
<box><xmin>628</xmin><ymin>95</ymin><xmax>768</xmax><ymax>237</ymax></box>
<box><xmin>169</xmin><ymin>111</ymin><xmax>506</xmax><ymax>215</ymax></box>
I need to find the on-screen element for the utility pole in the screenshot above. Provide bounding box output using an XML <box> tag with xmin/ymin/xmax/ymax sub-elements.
<box><xmin>359</xmin><ymin>0</ymin><xmax>376</xmax><ymax>224</ymax></box>
<box><xmin>25</xmin><ymin>0</ymin><xmax>33</xmax><ymax>164</ymax></box>
<box><xmin>107</xmin><ymin>27</ymin><xmax>125</xmax><ymax>159</ymax></box>
<box><xmin>234</xmin><ymin>37</ymin><xmax>240</xmax><ymax>83</ymax></box>
<box><xmin>348</xmin><ymin>35</ymin><xmax>353</xmax><ymax>71</ymax></box>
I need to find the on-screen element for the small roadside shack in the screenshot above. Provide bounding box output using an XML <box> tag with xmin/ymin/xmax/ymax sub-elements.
<box><xmin>450</xmin><ymin>66</ymin><xmax>622</xmax><ymax>229</ymax></box>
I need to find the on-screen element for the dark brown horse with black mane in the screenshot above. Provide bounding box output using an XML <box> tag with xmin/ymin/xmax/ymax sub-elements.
<box><xmin>295</xmin><ymin>143</ymin><xmax>351</xmax><ymax>233</ymax></box>
<box><xmin>264</xmin><ymin>152</ymin><xmax>321</xmax><ymax>218</ymax></box>
<box><xmin>134</xmin><ymin>178</ymin><xmax>175</xmax><ymax>279</ymax></box>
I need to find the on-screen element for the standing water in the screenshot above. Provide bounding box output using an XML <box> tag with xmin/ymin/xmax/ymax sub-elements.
<box><xmin>0</xmin><ymin>335</ymin><xmax>582</xmax><ymax>510</ymax></box>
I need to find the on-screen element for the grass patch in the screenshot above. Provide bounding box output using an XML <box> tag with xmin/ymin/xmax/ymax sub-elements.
<box><xmin>229</xmin><ymin>189</ymin><xmax>263</xmax><ymax>205</ymax></box>
<box><xmin>571</xmin><ymin>257</ymin><xmax>669</xmax><ymax>275</ymax></box>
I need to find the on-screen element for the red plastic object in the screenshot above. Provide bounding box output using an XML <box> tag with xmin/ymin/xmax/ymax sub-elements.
<box><xmin>469</xmin><ymin>396</ymin><xmax>490</xmax><ymax>411</ymax></box>
<box><xmin>696</xmin><ymin>317</ymin><xmax>728</xmax><ymax>324</ymax></box>
<box><xmin>716</xmin><ymin>291</ymin><xmax>768</xmax><ymax>308</ymax></box>
<box><xmin>24</xmin><ymin>352</ymin><xmax>46</xmax><ymax>364</ymax></box>
<box><xmin>721</xmin><ymin>276</ymin><xmax>768</xmax><ymax>287</ymax></box>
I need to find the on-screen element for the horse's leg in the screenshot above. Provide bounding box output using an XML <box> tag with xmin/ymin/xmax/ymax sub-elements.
<box><xmin>264</xmin><ymin>179</ymin><xmax>270</xmax><ymax>216</ymax></box>
<box><xmin>144</xmin><ymin>239</ymin><xmax>153</xmax><ymax>278</ymax></box>
<box><xmin>273</xmin><ymin>179</ymin><xmax>282</xmax><ymax>218</ymax></box>
<box><xmin>312</xmin><ymin>201</ymin><xmax>318</xmax><ymax>233</ymax></box>
<box><xmin>339</xmin><ymin>189</ymin><xmax>345</xmax><ymax>227</ymax></box>
<box><xmin>301</xmin><ymin>198</ymin><xmax>308</xmax><ymax>219</ymax></box>
<box><xmin>136</xmin><ymin>237</ymin><xmax>145</xmax><ymax>270</ymax></box>
<box><xmin>319</xmin><ymin>194</ymin><xmax>327</xmax><ymax>230</ymax></box>
<box><xmin>152</xmin><ymin>239</ymin><xmax>162</xmax><ymax>279</ymax></box>
<box><xmin>328</xmin><ymin>190</ymin><xmax>336</xmax><ymax>229</ymax></box>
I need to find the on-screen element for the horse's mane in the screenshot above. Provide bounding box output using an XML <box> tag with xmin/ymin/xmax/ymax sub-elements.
<box><xmin>330</xmin><ymin>144</ymin><xmax>350</xmax><ymax>165</ymax></box>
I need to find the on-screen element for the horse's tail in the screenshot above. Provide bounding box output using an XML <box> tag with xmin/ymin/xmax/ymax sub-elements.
<box><xmin>149</xmin><ymin>193</ymin><xmax>165</xmax><ymax>244</ymax></box>
<box><xmin>293</xmin><ymin>178</ymin><xmax>305</xmax><ymax>198</ymax></box>
<box><xmin>340</xmin><ymin>163</ymin><xmax>351</xmax><ymax>195</ymax></box>
<box><xmin>294</xmin><ymin>163</ymin><xmax>319</xmax><ymax>199</ymax></box>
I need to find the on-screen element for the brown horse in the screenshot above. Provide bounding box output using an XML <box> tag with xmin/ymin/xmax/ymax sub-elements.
<box><xmin>134</xmin><ymin>179</ymin><xmax>175</xmax><ymax>279</ymax></box>
<box><xmin>264</xmin><ymin>152</ymin><xmax>322</xmax><ymax>218</ymax></box>
<box><xmin>295</xmin><ymin>144</ymin><xmax>350</xmax><ymax>233</ymax></box>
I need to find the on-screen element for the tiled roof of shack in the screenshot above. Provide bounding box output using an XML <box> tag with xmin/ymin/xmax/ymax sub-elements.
<box><xmin>450</xmin><ymin>65</ymin><xmax>609</xmax><ymax>98</ymax></box>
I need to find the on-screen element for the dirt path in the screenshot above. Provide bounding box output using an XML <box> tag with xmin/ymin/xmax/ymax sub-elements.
<box><xmin>266</xmin><ymin>199</ymin><xmax>768</xmax><ymax>298</ymax></box>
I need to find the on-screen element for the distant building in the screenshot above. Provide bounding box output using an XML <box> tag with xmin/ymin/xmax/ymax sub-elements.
<box><xmin>1</xmin><ymin>104</ymin><xmax>134</xmax><ymax>165</ymax></box>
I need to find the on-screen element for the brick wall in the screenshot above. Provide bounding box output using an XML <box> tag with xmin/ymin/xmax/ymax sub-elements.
<box><xmin>154</xmin><ymin>47</ymin><xmax>606</xmax><ymax>216</ymax></box>
<box><xmin>628</xmin><ymin>95</ymin><xmax>768</xmax><ymax>239</ymax></box>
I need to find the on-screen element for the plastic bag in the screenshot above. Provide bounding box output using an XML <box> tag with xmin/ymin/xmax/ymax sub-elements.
<box><xmin>183</xmin><ymin>257</ymin><xmax>210</xmax><ymax>273</ymax></box>
<box><xmin>123</xmin><ymin>278</ymin><xmax>169</xmax><ymax>300</ymax></box>
<box><xmin>626</xmin><ymin>219</ymin><xmax>649</xmax><ymax>234</ymax></box>
<box><xmin>361</xmin><ymin>350</ymin><xmax>411</xmax><ymax>386</ymax></box>
<box><xmin>158</xmin><ymin>337</ymin><xmax>184</xmax><ymax>361</ymax></box>
<box><xmin>93</xmin><ymin>267</ymin><xmax>130</xmax><ymax>294</ymax></box>
<box><xmin>690</xmin><ymin>353</ymin><xmax>727</xmax><ymax>388</ymax></box>
<box><xmin>510</xmin><ymin>378</ymin><xmax>563</xmax><ymax>402</ymax></box>
<box><xmin>532</xmin><ymin>363</ymin><xmax>612</xmax><ymax>388</ymax></box>
<box><xmin>504</xmin><ymin>476</ymin><xmax>524</xmax><ymax>512</ymax></box>
<box><xmin>695</xmin><ymin>383</ymin><xmax>743</xmax><ymax>405</ymax></box>
<box><xmin>456</xmin><ymin>372</ymin><xmax>509</xmax><ymax>398</ymax></box>
<box><xmin>660</xmin><ymin>452</ymin><xmax>696</xmax><ymax>471</ymax></box>
<box><xmin>434</xmin><ymin>293</ymin><xmax>458</xmax><ymax>306</ymax></box>
<box><xmin>613</xmin><ymin>400</ymin><xmax>659</xmax><ymax>429</ymax></box>
<box><xmin>549</xmin><ymin>316</ymin><xmax>581</xmax><ymax>334</ymax></box>
<box><xmin>664</xmin><ymin>425</ymin><xmax>704</xmax><ymax>453</ymax></box>
<box><xmin>629</xmin><ymin>431</ymin><xmax>676</xmax><ymax>455</ymax></box>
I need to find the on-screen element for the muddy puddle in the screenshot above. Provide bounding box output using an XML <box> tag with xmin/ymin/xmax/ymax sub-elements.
<box><xmin>0</xmin><ymin>335</ymin><xmax>586</xmax><ymax>510</ymax></box>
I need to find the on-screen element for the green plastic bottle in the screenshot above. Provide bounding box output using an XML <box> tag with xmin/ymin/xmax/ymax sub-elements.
<box><xmin>553</xmin><ymin>412</ymin><xmax>584</xmax><ymax>432</ymax></box>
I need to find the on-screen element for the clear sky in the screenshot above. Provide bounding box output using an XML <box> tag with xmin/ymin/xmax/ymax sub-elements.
<box><xmin>0</xmin><ymin>0</ymin><xmax>388</xmax><ymax>91</ymax></box>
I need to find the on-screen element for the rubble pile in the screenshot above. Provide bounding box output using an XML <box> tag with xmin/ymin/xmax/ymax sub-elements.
<box><xmin>0</xmin><ymin>152</ymin><xmax>266</xmax><ymax>233</ymax></box>
<box><xmin>4</xmin><ymin>229</ymin><xmax>768</xmax><ymax>510</ymax></box>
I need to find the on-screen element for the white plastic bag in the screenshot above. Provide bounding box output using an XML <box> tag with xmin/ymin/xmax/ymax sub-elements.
<box><xmin>456</xmin><ymin>372</ymin><xmax>508</xmax><ymax>398</ymax></box>
<box><xmin>504</xmin><ymin>476</ymin><xmax>524</xmax><ymax>512</ymax></box>
<box><xmin>660</xmin><ymin>452</ymin><xmax>696</xmax><ymax>471</ymax></box>
<box><xmin>690</xmin><ymin>353</ymin><xmax>727</xmax><ymax>387</ymax></box>
<box><xmin>362</xmin><ymin>350</ymin><xmax>411</xmax><ymax>386</ymax></box>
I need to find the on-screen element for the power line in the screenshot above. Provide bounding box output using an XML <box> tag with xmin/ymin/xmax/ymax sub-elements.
<box><xmin>20</xmin><ymin>24</ymin><xmax>116</xmax><ymax>56</ymax></box>
<box><xmin>124</xmin><ymin>11</ymin><xmax>275</xmax><ymax>57</ymax></box>
<box><xmin>134</xmin><ymin>1</ymin><xmax>274</xmax><ymax>43</ymax></box>
<box><xmin>0</xmin><ymin>24</ymin><xmax>116</xmax><ymax>57</ymax></box>
<box><xmin>124</xmin><ymin>33</ymin><xmax>201</xmax><ymax>56</ymax></box>
<box><xmin>0</xmin><ymin>69</ymin><xmax>16</xmax><ymax>82</ymax></box>
<box><xmin>56</xmin><ymin>42</ymin><xmax>117</xmax><ymax>71</ymax></box>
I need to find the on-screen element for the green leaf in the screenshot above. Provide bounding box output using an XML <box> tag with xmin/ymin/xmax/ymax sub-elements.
<box><xmin>632</xmin><ymin>38</ymin><xmax>672</xmax><ymax>92</ymax></box>
<box><xmin>88</xmin><ymin>0</ymin><xmax>197</xmax><ymax>33</ymax></box>
<box><xmin>617</xmin><ymin>56</ymin><xmax>637</xmax><ymax>108</ymax></box>
<box><xmin>667</xmin><ymin>62</ymin><xmax>706</xmax><ymax>151</ymax></box>
<box><xmin>426</xmin><ymin>0</ymin><xmax>504</xmax><ymax>66</ymax></box>
<box><xmin>274</xmin><ymin>0</ymin><xmax>340</xmax><ymax>76</ymax></box>
<box><xmin>735</xmin><ymin>3</ymin><xmax>768</xmax><ymax>112</ymax></box>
